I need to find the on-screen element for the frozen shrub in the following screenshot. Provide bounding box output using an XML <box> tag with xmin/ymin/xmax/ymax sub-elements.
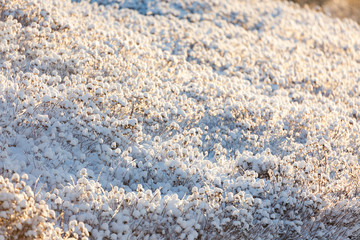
<box><xmin>1</xmin><ymin>0</ymin><xmax>360</xmax><ymax>239</ymax></box>
<box><xmin>0</xmin><ymin>173</ymin><xmax>62</xmax><ymax>239</ymax></box>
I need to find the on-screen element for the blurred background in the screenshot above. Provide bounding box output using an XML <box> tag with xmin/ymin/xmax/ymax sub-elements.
<box><xmin>290</xmin><ymin>0</ymin><xmax>360</xmax><ymax>23</ymax></box>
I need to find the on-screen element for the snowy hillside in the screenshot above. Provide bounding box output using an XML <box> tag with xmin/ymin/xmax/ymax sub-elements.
<box><xmin>1</xmin><ymin>0</ymin><xmax>360</xmax><ymax>239</ymax></box>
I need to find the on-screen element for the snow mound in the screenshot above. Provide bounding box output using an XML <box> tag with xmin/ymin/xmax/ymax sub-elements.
<box><xmin>1</xmin><ymin>0</ymin><xmax>360</xmax><ymax>239</ymax></box>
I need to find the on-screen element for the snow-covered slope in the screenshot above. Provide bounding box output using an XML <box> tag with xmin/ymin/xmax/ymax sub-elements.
<box><xmin>1</xmin><ymin>0</ymin><xmax>360</xmax><ymax>239</ymax></box>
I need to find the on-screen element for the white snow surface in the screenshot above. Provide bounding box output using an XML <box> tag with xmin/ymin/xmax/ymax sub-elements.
<box><xmin>1</xmin><ymin>0</ymin><xmax>360</xmax><ymax>239</ymax></box>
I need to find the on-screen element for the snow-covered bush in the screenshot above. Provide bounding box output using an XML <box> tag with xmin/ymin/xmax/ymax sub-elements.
<box><xmin>0</xmin><ymin>173</ymin><xmax>62</xmax><ymax>239</ymax></box>
<box><xmin>1</xmin><ymin>0</ymin><xmax>360</xmax><ymax>239</ymax></box>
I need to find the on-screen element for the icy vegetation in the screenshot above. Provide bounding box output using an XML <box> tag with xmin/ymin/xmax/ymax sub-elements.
<box><xmin>1</xmin><ymin>0</ymin><xmax>360</xmax><ymax>239</ymax></box>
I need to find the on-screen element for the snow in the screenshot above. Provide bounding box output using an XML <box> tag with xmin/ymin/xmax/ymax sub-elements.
<box><xmin>0</xmin><ymin>0</ymin><xmax>360</xmax><ymax>239</ymax></box>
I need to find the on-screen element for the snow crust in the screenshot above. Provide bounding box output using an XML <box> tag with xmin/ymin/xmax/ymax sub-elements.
<box><xmin>0</xmin><ymin>0</ymin><xmax>360</xmax><ymax>239</ymax></box>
